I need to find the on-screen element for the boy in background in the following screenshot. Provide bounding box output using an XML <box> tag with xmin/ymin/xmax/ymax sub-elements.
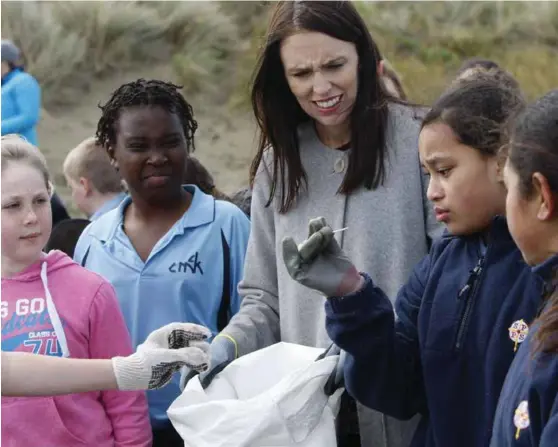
<box><xmin>63</xmin><ymin>137</ymin><xmax>126</xmax><ymax>220</ymax></box>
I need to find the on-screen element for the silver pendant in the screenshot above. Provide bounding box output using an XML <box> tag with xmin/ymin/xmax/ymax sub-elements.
<box><xmin>333</xmin><ymin>157</ymin><xmax>345</xmax><ymax>173</ymax></box>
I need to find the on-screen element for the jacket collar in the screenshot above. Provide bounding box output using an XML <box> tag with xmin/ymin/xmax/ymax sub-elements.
<box><xmin>1</xmin><ymin>67</ymin><xmax>22</xmax><ymax>86</ymax></box>
<box><xmin>89</xmin><ymin>185</ymin><xmax>215</xmax><ymax>244</ymax></box>
<box><xmin>532</xmin><ymin>253</ymin><xmax>558</xmax><ymax>283</ymax></box>
<box><xmin>442</xmin><ymin>215</ymin><xmax>514</xmax><ymax>245</ymax></box>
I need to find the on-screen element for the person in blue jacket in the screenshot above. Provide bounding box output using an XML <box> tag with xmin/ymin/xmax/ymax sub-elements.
<box><xmin>1</xmin><ymin>40</ymin><xmax>71</xmax><ymax>226</ymax></box>
<box><xmin>281</xmin><ymin>79</ymin><xmax>546</xmax><ymax>447</ymax></box>
<box><xmin>73</xmin><ymin>79</ymin><xmax>251</xmax><ymax>447</ymax></box>
<box><xmin>1</xmin><ymin>40</ymin><xmax>40</xmax><ymax>145</ymax></box>
<box><xmin>491</xmin><ymin>89</ymin><xmax>558</xmax><ymax>447</ymax></box>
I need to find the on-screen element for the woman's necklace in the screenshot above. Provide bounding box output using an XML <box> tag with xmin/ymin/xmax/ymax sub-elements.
<box><xmin>333</xmin><ymin>141</ymin><xmax>351</xmax><ymax>174</ymax></box>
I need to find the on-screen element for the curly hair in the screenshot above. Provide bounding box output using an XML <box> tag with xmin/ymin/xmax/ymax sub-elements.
<box><xmin>95</xmin><ymin>79</ymin><xmax>198</xmax><ymax>152</ymax></box>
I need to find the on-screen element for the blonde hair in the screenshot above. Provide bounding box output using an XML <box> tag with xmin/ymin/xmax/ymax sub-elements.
<box><xmin>1</xmin><ymin>134</ymin><xmax>51</xmax><ymax>193</ymax></box>
<box><xmin>63</xmin><ymin>137</ymin><xmax>123</xmax><ymax>194</ymax></box>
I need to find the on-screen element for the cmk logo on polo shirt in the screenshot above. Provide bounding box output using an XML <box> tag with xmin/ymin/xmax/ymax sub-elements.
<box><xmin>169</xmin><ymin>252</ymin><xmax>204</xmax><ymax>275</ymax></box>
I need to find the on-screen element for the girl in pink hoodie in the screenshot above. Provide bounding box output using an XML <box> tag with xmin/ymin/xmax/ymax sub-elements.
<box><xmin>1</xmin><ymin>134</ymin><xmax>152</xmax><ymax>446</ymax></box>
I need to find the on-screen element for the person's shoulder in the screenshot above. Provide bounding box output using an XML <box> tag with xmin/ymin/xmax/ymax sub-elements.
<box><xmin>385</xmin><ymin>101</ymin><xmax>428</xmax><ymax>155</ymax></box>
<box><xmin>75</xmin><ymin>208</ymin><xmax>120</xmax><ymax>252</ymax></box>
<box><xmin>12</xmin><ymin>71</ymin><xmax>40</xmax><ymax>89</ymax></box>
<box><xmin>86</xmin><ymin>207</ymin><xmax>120</xmax><ymax>236</ymax></box>
<box><xmin>214</xmin><ymin>198</ymin><xmax>250</xmax><ymax>227</ymax></box>
<box><xmin>51</xmin><ymin>254</ymin><xmax>112</xmax><ymax>295</ymax></box>
<box><xmin>387</xmin><ymin>101</ymin><xmax>427</xmax><ymax>127</ymax></box>
<box><xmin>230</xmin><ymin>186</ymin><xmax>252</xmax><ymax>218</ymax></box>
<box><xmin>530</xmin><ymin>335</ymin><xmax>558</xmax><ymax>387</ymax></box>
<box><xmin>428</xmin><ymin>230</ymin><xmax>465</xmax><ymax>261</ymax></box>
<box><xmin>71</xmin><ymin>267</ymin><xmax>118</xmax><ymax>307</ymax></box>
<box><xmin>69</xmin><ymin>263</ymin><xmax>109</xmax><ymax>286</ymax></box>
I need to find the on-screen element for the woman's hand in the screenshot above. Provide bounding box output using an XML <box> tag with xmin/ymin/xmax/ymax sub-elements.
<box><xmin>282</xmin><ymin>217</ymin><xmax>364</xmax><ymax>298</ymax></box>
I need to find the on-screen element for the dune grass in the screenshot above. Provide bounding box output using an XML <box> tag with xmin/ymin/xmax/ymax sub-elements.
<box><xmin>354</xmin><ymin>1</ymin><xmax>558</xmax><ymax>103</ymax></box>
<box><xmin>2</xmin><ymin>1</ymin><xmax>557</xmax><ymax>110</ymax></box>
<box><xmin>1</xmin><ymin>1</ymin><xmax>239</xmax><ymax>107</ymax></box>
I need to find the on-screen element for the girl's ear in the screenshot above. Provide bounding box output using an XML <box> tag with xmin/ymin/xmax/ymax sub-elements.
<box><xmin>79</xmin><ymin>177</ymin><xmax>93</xmax><ymax>196</ymax></box>
<box><xmin>377</xmin><ymin>60</ymin><xmax>385</xmax><ymax>77</ymax></box>
<box><xmin>490</xmin><ymin>155</ymin><xmax>505</xmax><ymax>184</ymax></box>
<box><xmin>532</xmin><ymin>172</ymin><xmax>555</xmax><ymax>221</ymax></box>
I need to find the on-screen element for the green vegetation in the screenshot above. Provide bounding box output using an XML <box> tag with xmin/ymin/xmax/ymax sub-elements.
<box><xmin>3</xmin><ymin>1</ymin><xmax>557</xmax><ymax>109</ymax></box>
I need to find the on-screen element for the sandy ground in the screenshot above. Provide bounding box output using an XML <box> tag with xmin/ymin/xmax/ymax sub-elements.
<box><xmin>37</xmin><ymin>64</ymin><xmax>258</xmax><ymax>217</ymax></box>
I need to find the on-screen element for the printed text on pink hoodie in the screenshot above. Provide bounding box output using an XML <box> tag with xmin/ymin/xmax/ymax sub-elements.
<box><xmin>1</xmin><ymin>250</ymin><xmax>152</xmax><ymax>446</ymax></box>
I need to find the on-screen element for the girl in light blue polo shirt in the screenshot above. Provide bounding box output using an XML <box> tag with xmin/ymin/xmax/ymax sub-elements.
<box><xmin>74</xmin><ymin>79</ymin><xmax>250</xmax><ymax>447</ymax></box>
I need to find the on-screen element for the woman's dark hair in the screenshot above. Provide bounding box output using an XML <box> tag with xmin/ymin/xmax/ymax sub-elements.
<box><xmin>250</xmin><ymin>0</ymin><xmax>397</xmax><ymax>213</ymax></box>
<box><xmin>422</xmin><ymin>79</ymin><xmax>525</xmax><ymax>157</ymax></box>
<box><xmin>507</xmin><ymin>89</ymin><xmax>558</xmax><ymax>354</ymax></box>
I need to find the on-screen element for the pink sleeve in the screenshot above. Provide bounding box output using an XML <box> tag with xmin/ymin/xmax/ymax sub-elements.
<box><xmin>88</xmin><ymin>282</ymin><xmax>152</xmax><ymax>447</ymax></box>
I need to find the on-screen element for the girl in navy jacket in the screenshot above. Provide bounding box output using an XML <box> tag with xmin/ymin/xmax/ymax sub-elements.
<box><xmin>281</xmin><ymin>79</ymin><xmax>545</xmax><ymax>447</ymax></box>
<box><xmin>490</xmin><ymin>89</ymin><xmax>558</xmax><ymax>446</ymax></box>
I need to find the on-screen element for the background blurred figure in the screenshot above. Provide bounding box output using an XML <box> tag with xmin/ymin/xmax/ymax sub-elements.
<box><xmin>229</xmin><ymin>186</ymin><xmax>252</xmax><ymax>219</ymax></box>
<box><xmin>45</xmin><ymin>218</ymin><xmax>91</xmax><ymax>258</ymax></box>
<box><xmin>49</xmin><ymin>187</ymin><xmax>71</xmax><ymax>226</ymax></box>
<box><xmin>1</xmin><ymin>39</ymin><xmax>72</xmax><ymax>226</ymax></box>
<box><xmin>184</xmin><ymin>156</ymin><xmax>251</xmax><ymax>218</ymax></box>
<box><xmin>63</xmin><ymin>136</ymin><xmax>126</xmax><ymax>221</ymax></box>
<box><xmin>452</xmin><ymin>57</ymin><xmax>522</xmax><ymax>93</ymax></box>
<box><xmin>1</xmin><ymin>39</ymin><xmax>40</xmax><ymax>145</ymax></box>
<box><xmin>184</xmin><ymin>156</ymin><xmax>230</xmax><ymax>201</ymax></box>
<box><xmin>379</xmin><ymin>59</ymin><xmax>407</xmax><ymax>100</ymax></box>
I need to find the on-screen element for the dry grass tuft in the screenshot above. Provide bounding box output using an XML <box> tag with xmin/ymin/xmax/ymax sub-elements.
<box><xmin>2</xmin><ymin>1</ymin><xmax>557</xmax><ymax>110</ymax></box>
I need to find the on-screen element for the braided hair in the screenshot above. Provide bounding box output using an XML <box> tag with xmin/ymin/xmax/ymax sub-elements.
<box><xmin>95</xmin><ymin>79</ymin><xmax>198</xmax><ymax>152</ymax></box>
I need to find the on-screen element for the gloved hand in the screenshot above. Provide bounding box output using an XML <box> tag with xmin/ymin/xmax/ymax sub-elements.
<box><xmin>180</xmin><ymin>334</ymin><xmax>237</xmax><ymax>390</ymax></box>
<box><xmin>282</xmin><ymin>217</ymin><xmax>364</xmax><ymax>297</ymax></box>
<box><xmin>112</xmin><ymin>322</ymin><xmax>211</xmax><ymax>391</ymax></box>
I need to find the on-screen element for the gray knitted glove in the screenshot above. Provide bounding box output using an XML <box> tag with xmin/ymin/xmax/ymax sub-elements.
<box><xmin>180</xmin><ymin>333</ymin><xmax>237</xmax><ymax>391</ymax></box>
<box><xmin>282</xmin><ymin>217</ymin><xmax>363</xmax><ymax>297</ymax></box>
<box><xmin>112</xmin><ymin>322</ymin><xmax>211</xmax><ymax>391</ymax></box>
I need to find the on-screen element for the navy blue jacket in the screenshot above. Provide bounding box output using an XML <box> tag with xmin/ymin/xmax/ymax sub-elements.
<box><xmin>490</xmin><ymin>255</ymin><xmax>558</xmax><ymax>447</ymax></box>
<box><xmin>325</xmin><ymin>217</ymin><xmax>544</xmax><ymax>447</ymax></box>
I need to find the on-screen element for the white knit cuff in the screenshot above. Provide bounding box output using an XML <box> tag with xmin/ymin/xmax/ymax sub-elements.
<box><xmin>111</xmin><ymin>355</ymin><xmax>150</xmax><ymax>391</ymax></box>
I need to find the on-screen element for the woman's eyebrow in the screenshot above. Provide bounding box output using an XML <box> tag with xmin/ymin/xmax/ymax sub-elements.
<box><xmin>287</xmin><ymin>56</ymin><xmax>347</xmax><ymax>73</ymax></box>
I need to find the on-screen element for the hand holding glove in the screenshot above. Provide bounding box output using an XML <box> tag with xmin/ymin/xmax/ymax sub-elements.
<box><xmin>112</xmin><ymin>322</ymin><xmax>211</xmax><ymax>391</ymax></box>
<box><xmin>282</xmin><ymin>217</ymin><xmax>364</xmax><ymax>297</ymax></box>
<box><xmin>180</xmin><ymin>334</ymin><xmax>237</xmax><ymax>390</ymax></box>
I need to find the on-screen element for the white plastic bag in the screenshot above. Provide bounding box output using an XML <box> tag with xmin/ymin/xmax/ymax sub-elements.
<box><xmin>168</xmin><ymin>342</ymin><xmax>343</xmax><ymax>447</ymax></box>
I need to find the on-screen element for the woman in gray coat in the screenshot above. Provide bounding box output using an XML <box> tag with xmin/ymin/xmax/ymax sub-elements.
<box><xmin>184</xmin><ymin>2</ymin><xmax>442</xmax><ymax>446</ymax></box>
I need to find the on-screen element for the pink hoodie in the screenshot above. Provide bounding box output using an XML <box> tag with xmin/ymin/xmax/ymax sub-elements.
<box><xmin>1</xmin><ymin>251</ymin><xmax>152</xmax><ymax>447</ymax></box>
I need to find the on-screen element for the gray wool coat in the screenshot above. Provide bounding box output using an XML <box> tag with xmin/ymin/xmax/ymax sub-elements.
<box><xmin>222</xmin><ymin>103</ymin><xmax>444</xmax><ymax>447</ymax></box>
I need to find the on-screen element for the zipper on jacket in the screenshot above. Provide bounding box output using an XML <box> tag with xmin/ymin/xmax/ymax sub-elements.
<box><xmin>455</xmin><ymin>256</ymin><xmax>485</xmax><ymax>351</ymax></box>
